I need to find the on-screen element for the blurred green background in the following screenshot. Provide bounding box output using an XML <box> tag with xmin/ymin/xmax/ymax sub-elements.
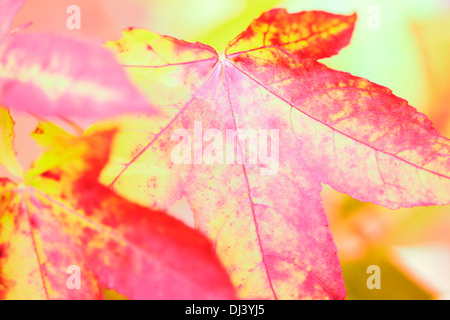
<box><xmin>12</xmin><ymin>0</ymin><xmax>450</xmax><ymax>299</ymax></box>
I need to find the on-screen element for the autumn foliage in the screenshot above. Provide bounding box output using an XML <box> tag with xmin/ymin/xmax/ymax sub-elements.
<box><xmin>0</xmin><ymin>0</ymin><xmax>449</xmax><ymax>300</ymax></box>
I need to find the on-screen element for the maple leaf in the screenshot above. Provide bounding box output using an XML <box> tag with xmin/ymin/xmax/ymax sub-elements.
<box><xmin>0</xmin><ymin>119</ymin><xmax>234</xmax><ymax>299</ymax></box>
<box><xmin>94</xmin><ymin>9</ymin><xmax>450</xmax><ymax>299</ymax></box>
<box><xmin>0</xmin><ymin>0</ymin><xmax>151</xmax><ymax>117</ymax></box>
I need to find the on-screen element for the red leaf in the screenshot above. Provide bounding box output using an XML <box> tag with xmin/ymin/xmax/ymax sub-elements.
<box><xmin>0</xmin><ymin>126</ymin><xmax>234</xmax><ymax>299</ymax></box>
<box><xmin>0</xmin><ymin>106</ymin><xmax>23</xmax><ymax>177</ymax></box>
<box><xmin>0</xmin><ymin>0</ymin><xmax>152</xmax><ymax>118</ymax></box>
<box><xmin>227</xmin><ymin>11</ymin><xmax>450</xmax><ymax>208</ymax></box>
<box><xmin>94</xmin><ymin>9</ymin><xmax>450</xmax><ymax>299</ymax></box>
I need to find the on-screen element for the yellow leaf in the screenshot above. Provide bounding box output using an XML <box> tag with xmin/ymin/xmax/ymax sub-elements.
<box><xmin>0</xmin><ymin>107</ymin><xmax>23</xmax><ymax>178</ymax></box>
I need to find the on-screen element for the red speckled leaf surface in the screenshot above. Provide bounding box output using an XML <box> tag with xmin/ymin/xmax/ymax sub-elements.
<box><xmin>0</xmin><ymin>123</ymin><xmax>234</xmax><ymax>299</ymax></box>
<box><xmin>96</xmin><ymin>9</ymin><xmax>450</xmax><ymax>299</ymax></box>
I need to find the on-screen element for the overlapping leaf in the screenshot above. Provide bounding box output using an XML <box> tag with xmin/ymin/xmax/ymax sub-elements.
<box><xmin>0</xmin><ymin>122</ymin><xmax>234</xmax><ymax>299</ymax></box>
<box><xmin>0</xmin><ymin>0</ymin><xmax>151</xmax><ymax>117</ymax></box>
<box><xmin>94</xmin><ymin>9</ymin><xmax>450</xmax><ymax>299</ymax></box>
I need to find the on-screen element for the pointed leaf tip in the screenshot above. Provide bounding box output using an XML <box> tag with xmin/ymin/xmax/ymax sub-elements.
<box><xmin>226</xmin><ymin>9</ymin><xmax>357</xmax><ymax>60</ymax></box>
